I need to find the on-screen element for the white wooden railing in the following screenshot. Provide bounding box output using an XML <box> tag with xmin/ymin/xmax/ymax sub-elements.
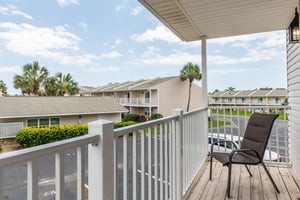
<box><xmin>0</xmin><ymin>134</ymin><xmax>99</xmax><ymax>199</ymax></box>
<box><xmin>2</xmin><ymin>105</ymin><xmax>291</xmax><ymax>199</ymax></box>
<box><xmin>0</xmin><ymin>108</ymin><xmax>208</xmax><ymax>200</ymax></box>
<box><xmin>116</xmin><ymin>98</ymin><xmax>158</xmax><ymax>106</ymax></box>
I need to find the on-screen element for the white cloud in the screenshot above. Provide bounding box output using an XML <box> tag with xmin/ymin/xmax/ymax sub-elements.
<box><xmin>57</xmin><ymin>0</ymin><xmax>79</xmax><ymax>6</ymax></box>
<box><xmin>0</xmin><ymin>22</ymin><xmax>104</xmax><ymax>66</ymax></box>
<box><xmin>100</xmin><ymin>51</ymin><xmax>122</xmax><ymax>58</ymax></box>
<box><xmin>0</xmin><ymin>5</ymin><xmax>32</xmax><ymax>19</ymax></box>
<box><xmin>78</xmin><ymin>22</ymin><xmax>87</xmax><ymax>31</ymax></box>
<box><xmin>208</xmin><ymin>68</ymin><xmax>258</xmax><ymax>75</ymax></box>
<box><xmin>115</xmin><ymin>4</ymin><xmax>125</xmax><ymax>12</ymax></box>
<box><xmin>130</xmin><ymin>6</ymin><xmax>143</xmax><ymax>16</ymax></box>
<box><xmin>115</xmin><ymin>39</ymin><xmax>122</xmax><ymax>45</ymax></box>
<box><xmin>87</xmin><ymin>66</ymin><xmax>121</xmax><ymax>73</ymax></box>
<box><xmin>131</xmin><ymin>25</ymin><xmax>180</xmax><ymax>43</ymax></box>
<box><xmin>0</xmin><ymin>65</ymin><xmax>20</xmax><ymax>73</ymax></box>
<box><xmin>210</xmin><ymin>31</ymin><xmax>285</xmax><ymax>49</ymax></box>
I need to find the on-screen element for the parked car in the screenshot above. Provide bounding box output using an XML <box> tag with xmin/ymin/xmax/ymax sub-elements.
<box><xmin>208</xmin><ymin>133</ymin><xmax>281</xmax><ymax>162</ymax></box>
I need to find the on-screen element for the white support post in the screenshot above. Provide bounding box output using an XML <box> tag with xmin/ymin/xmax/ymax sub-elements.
<box><xmin>201</xmin><ymin>37</ymin><xmax>208</xmax><ymax>107</ymax></box>
<box><xmin>201</xmin><ymin>37</ymin><xmax>209</xmax><ymax>152</ymax></box>
<box><xmin>88</xmin><ymin>119</ymin><xmax>114</xmax><ymax>200</ymax></box>
<box><xmin>173</xmin><ymin>109</ymin><xmax>183</xmax><ymax>200</ymax></box>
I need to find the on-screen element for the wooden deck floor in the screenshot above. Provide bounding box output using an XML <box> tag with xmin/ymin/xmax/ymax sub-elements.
<box><xmin>184</xmin><ymin>161</ymin><xmax>300</xmax><ymax>200</ymax></box>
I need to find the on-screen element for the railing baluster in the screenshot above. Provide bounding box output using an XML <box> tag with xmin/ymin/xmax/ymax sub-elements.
<box><xmin>141</xmin><ymin>129</ymin><xmax>145</xmax><ymax>200</ymax></box>
<box><xmin>27</xmin><ymin>159</ymin><xmax>38</xmax><ymax>200</ymax></box>
<box><xmin>0</xmin><ymin>168</ymin><xmax>2</xmax><ymax>198</ymax></box>
<box><xmin>114</xmin><ymin>136</ymin><xmax>118</xmax><ymax>200</ymax></box>
<box><xmin>123</xmin><ymin>134</ymin><xmax>128</xmax><ymax>200</ymax></box>
<box><xmin>148</xmin><ymin>126</ymin><xmax>152</xmax><ymax>200</ymax></box>
<box><xmin>154</xmin><ymin>125</ymin><xmax>158</xmax><ymax>200</ymax></box>
<box><xmin>132</xmin><ymin>131</ymin><xmax>137</xmax><ymax>200</ymax></box>
<box><xmin>55</xmin><ymin>152</ymin><xmax>64</xmax><ymax>200</ymax></box>
<box><xmin>77</xmin><ymin>146</ymin><xmax>85</xmax><ymax>200</ymax></box>
<box><xmin>165</xmin><ymin>122</ymin><xmax>169</xmax><ymax>200</ymax></box>
<box><xmin>159</xmin><ymin>124</ymin><xmax>164</xmax><ymax>200</ymax></box>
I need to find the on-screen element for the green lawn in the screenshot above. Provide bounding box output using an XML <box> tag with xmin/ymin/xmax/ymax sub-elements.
<box><xmin>210</xmin><ymin>109</ymin><xmax>288</xmax><ymax>120</ymax></box>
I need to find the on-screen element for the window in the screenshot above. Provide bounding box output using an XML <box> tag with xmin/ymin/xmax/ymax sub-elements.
<box><xmin>242</xmin><ymin>98</ymin><xmax>246</xmax><ymax>103</ymax></box>
<box><xmin>228</xmin><ymin>98</ymin><xmax>232</xmax><ymax>103</ymax></box>
<box><xmin>145</xmin><ymin>91</ymin><xmax>150</xmax><ymax>103</ymax></box>
<box><xmin>27</xmin><ymin>119</ymin><xmax>38</xmax><ymax>127</ymax></box>
<box><xmin>275</xmin><ymin>97</ymin><xmax>280</xmax><ymax>104</ymax></box>
<box><xmin>40</xmin><ymin>118</ymin><xmax>49</xmax><ymax>127</ymax></box>
<box><xmin>50</xmin><ymin>118</ymin><xmax>60</xmax><ymax>126</ymax></box>
<box><xmin>258</xmin><ymin>97</ymin><xmax>263</xmax><ymax>103</ymax></box>
<box><xmin>27</xmin><ymin>118</ymin><xmax>60</xmax><ymax>128</ymax></box>
<box><xmin>144</xmin><ymin>108</ymin><xmax>150</xmax><ymax>117</ymax></box>
<box><xmin>215</xmin><ymin>98</ymin><xmax>219</xmax><ymax>103</ymax></box>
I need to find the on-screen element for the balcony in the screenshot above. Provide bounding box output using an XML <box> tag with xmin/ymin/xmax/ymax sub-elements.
<box><xmin>0</xmin><ymin>106</ymin><xmax>299</xmax><ymax>199</ymax></box>
<box><xmin>115</xmin><ymin>98</ymin><xmax>158</xmax><ymax>107</ymax></box>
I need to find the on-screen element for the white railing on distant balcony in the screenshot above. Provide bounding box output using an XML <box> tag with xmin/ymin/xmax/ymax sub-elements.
<box><xmin>116</xmin><ymin>98</ymin><xmax>158</xmax><ymax>106</ymax></box>
<box><xmin>208</xmin><ymin>105</ymin><xmax>290</xmax><ymax>165</ymax></box>
<box><xmin>0</xmin><ymin>122</ymin><xmax>23</xmax><ymax>138</ymax></box>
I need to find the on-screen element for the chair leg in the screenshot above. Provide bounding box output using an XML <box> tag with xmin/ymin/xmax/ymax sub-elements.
<box><xmin>209</xmin><ymin>154</ymin><xmax>213</xmax><ymax>180</ymax></box>
<box><xmin>244</xmin><ymin>165</ymin><xmax>252</xmax><ymax>176</ymax></box>
<box><xmin>227</xmin><ymin>164</ymin><xmax>232</xmax><ymax>198</ymax></box>
<box><xmin>261</xmin><ymin>162</ymin><xmax>280</xmax><ymax>193</ymax></box>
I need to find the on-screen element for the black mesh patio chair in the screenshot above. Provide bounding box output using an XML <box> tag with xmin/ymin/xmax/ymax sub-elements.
<box><xmin>209</xmin><ymin>113</ymin><xmax>280</xmax><ymax>197</ymax></box>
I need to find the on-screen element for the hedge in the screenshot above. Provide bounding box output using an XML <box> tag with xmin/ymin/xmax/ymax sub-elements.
<box><xmin>114</xmin><ymin>121</ymin><xmax>137</xmax><ymax>128</ymax></box>
<box><xmin>16</xmin><ymin>125</ymin><xmax>88</xmax><ymax>148</ymax></box>
<box><xmin>123</xmin><ymin>114</ymin><xmax>141</xmax><ymax>122</ymax></box>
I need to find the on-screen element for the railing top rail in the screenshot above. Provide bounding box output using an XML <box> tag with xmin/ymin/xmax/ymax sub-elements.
<box><xmin>183</xmin><ymin>107</ymin><xmax>208</xmax><ymax>117</ymax></box>
<box><xmin>114</xmin><ymin>115</ymin><xmax>178</xmax><ymax>137</ymax></box>
<box><xmin>209</xmin><ymin>105</ymin><xmax>291</xmax><ymax>109</ymax></box>
<box><xmin>0</xmin><ymin>134</ymin><xmax>99</xmax><ymax>167</ymax></box>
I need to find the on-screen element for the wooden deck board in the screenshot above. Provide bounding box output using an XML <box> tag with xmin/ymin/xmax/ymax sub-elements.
<box><xmin>184</xmin><ymin>161</ymin><xmax>300</xmax><ymax>200</ymax></box>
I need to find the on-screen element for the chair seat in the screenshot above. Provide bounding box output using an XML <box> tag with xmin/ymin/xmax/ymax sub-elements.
<box><xmin>211</xmin><ymin>151</ymin><xmax>260</xmax><ymax>166</ymax></box>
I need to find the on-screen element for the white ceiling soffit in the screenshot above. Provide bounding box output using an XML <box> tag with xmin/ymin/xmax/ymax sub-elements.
<box><xmin>138</xmin><ymin>0</ymin><xmax>298</xmax><ymax>41</ymax></box>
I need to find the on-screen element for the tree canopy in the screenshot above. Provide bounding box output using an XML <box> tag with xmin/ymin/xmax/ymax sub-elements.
<box><xmin>13</xmin><ymin>61</ymin><xmax>79</xmax><ymax>96</ymax></box>
<box><xmin>0</xmin><ymin>80</ymin><xmax>8</xmax><ymax>95</ymax></box>
<box><xmin>179</xmin><ymin>62</ymin><xmax>202</xmax><ymax>112</ymax></box>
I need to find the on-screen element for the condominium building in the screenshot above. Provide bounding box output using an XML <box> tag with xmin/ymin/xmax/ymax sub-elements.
<box><xmin>209</xmin><ymin>89</ymin><xmax>288</xmax><ymax>106</ymax></box>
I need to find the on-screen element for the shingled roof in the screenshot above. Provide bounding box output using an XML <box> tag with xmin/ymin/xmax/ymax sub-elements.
<box><xmin>0</xmin><ymin>96</ymin><xmax>128</xmax><ymax>119</ymax></box>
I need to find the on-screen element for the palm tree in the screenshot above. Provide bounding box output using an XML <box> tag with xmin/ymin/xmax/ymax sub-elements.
<box><xmin>55</xmin><ymin>72</ymin><xmax>79</xmax><ymax>96</ymax></box>
<box><xmin>14</xmin><ymin>61</ymin><xmax>49</xmax><ymax>95</ymax></box>
<box><xmin>180</xmin><ymin>62</ymin><xmax>202</xmax><ymax>112</ymax></box>
<box><xmin>0</xmin><ymin>80</ymin><xmax>8</xmax><ymax>95</ymax></box>
<box><xmin>44</xmin><ymin>76</ymin><xmax>59</xmax><ymax>96</ymax></box>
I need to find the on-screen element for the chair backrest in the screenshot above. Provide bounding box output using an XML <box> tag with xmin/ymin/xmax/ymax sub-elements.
<box><xmin>240</xmin><ymin>113</ymin><xmax>279</xmax><ymax>160</ymax></box>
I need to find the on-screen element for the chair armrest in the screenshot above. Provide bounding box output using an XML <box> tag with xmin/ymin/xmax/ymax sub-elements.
<box><xmin>229</xmin><ymin>148</ymin><xmax>260</xmax><ymax>163</ymax></box>
<box><xmin>210</xmin><ymin>140</ymin><xmax>238</xmax><ymax>153</ymax></box>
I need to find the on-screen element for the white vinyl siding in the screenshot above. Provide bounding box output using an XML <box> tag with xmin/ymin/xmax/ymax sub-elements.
<box><xmin>286</xmin><ymin>31</ymin><xmax>300</xmax><ymax>180</ymax></box>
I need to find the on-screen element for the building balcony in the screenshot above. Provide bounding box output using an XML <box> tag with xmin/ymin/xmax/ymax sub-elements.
<box><xmin>0</xmin><ymin>105</ymin><xmax>299</xmax><ymax>199</ymax></box>
<box><xmin>115</xmin><ymin>97</ymin><xmax>158</xmax><ymax>107</ymax></box>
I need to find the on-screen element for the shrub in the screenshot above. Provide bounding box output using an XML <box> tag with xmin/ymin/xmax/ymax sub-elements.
<box><xmin>150</xmin><ymin>113</ymin><xmax>163</xmax><ymax>120</ymax></box>
<box><xmin>123</xmin><ymin>114</ymin><xmax>140</xmax><ymax>122</ymax></box>
<box><xmin>114</xmin><ymin>121</ymin><xmax>137</xmax><ymax>128</ymax></box>
<box><xmin>16</xmin><ymin>125</ymin><xmax>88</xmax><ymax>148</ymax></box>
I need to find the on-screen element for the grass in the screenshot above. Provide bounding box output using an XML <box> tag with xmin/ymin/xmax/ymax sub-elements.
<box><xmin>211</xmin><ymin>109</ymin><xmax>288</xmax><ymax>120</ymax></box>
<box><xmin>208</xmin><ymin>117</ymin><xmax>231</xmax><ymax>128</ymax></box>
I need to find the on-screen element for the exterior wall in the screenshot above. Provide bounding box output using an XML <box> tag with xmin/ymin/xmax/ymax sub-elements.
<box><xmin>0</xmin><ymin>113</ymin><xmax>122</xmax><ymax>128</ymax></box>
<box><xmin>157</xmin><ymin>77</ymin><xmax>202</xmax><ymax>116</ymax></box>
<box><xmin>287</xmin><ymin>36</ymin><xmax>300</xmax><ymax>179</ymax></box>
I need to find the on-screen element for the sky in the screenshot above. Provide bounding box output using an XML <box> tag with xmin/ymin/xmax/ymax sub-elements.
<box><xmin>0</xmin><ymin>0</ymin><xmax>287</xmax><ymax>95</ymax></box>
